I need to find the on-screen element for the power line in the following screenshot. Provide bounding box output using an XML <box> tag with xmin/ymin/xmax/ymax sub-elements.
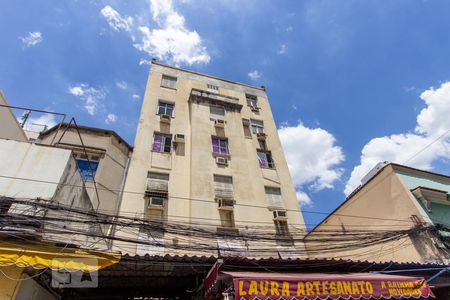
<box><xmin>0</xmin><ymin>175</ymin><xmax>414</xmax><ymax>224</ymax></box>
<box><xmin>403</xmin><ymin>129</ymin><xmax>450</xmax><ymax>165</ymax></box>
<box><xmin>1</xmin><ymin>197</ymin><xmax>431</xmax><ymax>256</ymax></box>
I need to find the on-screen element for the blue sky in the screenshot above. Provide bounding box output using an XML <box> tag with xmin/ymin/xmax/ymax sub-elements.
<box><xmin>2</xmin><ymin>0</ymin><xmax>450</xmax><ymax>228</ymax></box>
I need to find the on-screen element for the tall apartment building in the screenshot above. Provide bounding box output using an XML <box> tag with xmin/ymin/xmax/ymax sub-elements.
<box><xmin>115</xmin><ymin>61</ymin><xmax>305</xmax><ymax>258</ymax></box>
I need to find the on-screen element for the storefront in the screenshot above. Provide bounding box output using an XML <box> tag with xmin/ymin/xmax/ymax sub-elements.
<box><xmin>205</xmin><ymin>269</ymin><xmax>435</xmax><ymax>299</ymax></box>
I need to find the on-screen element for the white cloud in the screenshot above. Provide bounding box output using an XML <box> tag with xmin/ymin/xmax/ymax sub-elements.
<box><xmin>139</xmin><ymin>58</ymin><xmax>152</xmax><ymax>66</ymax></box>
<box><xmin>116</xmin><ymin>81</ymin><xmax>128</xmax><ymax>90</ymax></box>
<box><xmin>20</xmin><ymin>32</ymin><xmax>43</xmax><ymax>47</ymax></box>
<box><xmin>100</xmin><ymin>6</ymin><xmax>133</xmax><ymax>32</ymax></box>
<box><xmin>279</xmin><ymin>122</ymin><xmax>345</xmax><ymax>206</ymax></box>
<box><xmin>248</xmin><ymin>70</ymin><xmax>262</xmax><ymax>81</ymax></box>
<box><xmin>278</xmin><ymin>44</ymin><xmax>287</xmax><ymax>54</ymax></box>
<box><xmin>22</xmin><ymin>114</ymin><xmax>57</xmax><ymax>132</ymax></box>
<box><xmin>68</xmin><ymin>84</ymin><xmax>106</xmax><ymax>116</ymax></box>
<box><xmin>132</xmin><ymin>94</ymin><xmax>140</xmax><ymax>101</ymax></box>
<box><xmin>101</xmin><ymin>1</ymin><xmax>210</xmax><ymax>66</ymax></box>
<box><xmin>296</xmin><ymin>191</ymin><xmax>312</xmax><ymax>207</ymax></box>
<box><xmin>345</xmin><ymin>82</ymin><xmax>450</xmax><ymax>195</ymax></box>
<box><xmin>105</xmin><ymin>113</ymin><xmax>118</xmax><ymax>124</ymax></box>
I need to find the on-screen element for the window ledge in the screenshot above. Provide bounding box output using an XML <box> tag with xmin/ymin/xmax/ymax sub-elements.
<box><xmin>156</xmin><ymin>114</ymin><xmax>174</xmax><ymax>119</ymax></box>
<box><xmin>216</xmin><ymin>227</ymin><xmax>239</xmax><ymax>235</ymax></box>
<box><xmin>212</xmin><ymin>153</ymin><xmax>231</xmax><ymax>158</ymax></box>
<box><xmin>151</xmin><ymin>150</ymin><xmax>172</xmax><ymax>155</ymax></box>
<box><xmin>160</xmin><ymin>85</ymin><xmax>177</xmax><ymax>91</ymax></box>
<box><xmin>260</xmin><ymin>166</ymin><xmax>276</xmax><ymax>170</ymax></box>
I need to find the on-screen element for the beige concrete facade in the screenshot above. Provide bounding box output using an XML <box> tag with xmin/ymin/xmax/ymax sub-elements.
<box><xmin>304</xmin><ymin>164</ymin><xmax>450</xmax><ymax>264</ymax></box>
<box><xmin>115</xmin><ymin>62</ymin><xmax>305</xmax><ymax>257</ymax></box>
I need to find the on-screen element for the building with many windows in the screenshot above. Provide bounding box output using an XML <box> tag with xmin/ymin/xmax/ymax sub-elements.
<box><xmin>114</xmin><ymin>61</ymin><xmax>306</xmax><ymax>257</ymax></box>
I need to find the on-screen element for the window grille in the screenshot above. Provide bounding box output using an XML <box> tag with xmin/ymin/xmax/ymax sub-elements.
<box><xmin>161</xmin><ymin>75</ymin><xmax>177</xmax><ymax>89</ymax></box>
<box><xmin>214</xmin><ymin>175</ymin><xmax>234</xmax><ymax>199</ymax></box>
<box><xmin>157</xmin><ymin>101</ymin><xmax>174</xmax><ymax>117</ymax></box>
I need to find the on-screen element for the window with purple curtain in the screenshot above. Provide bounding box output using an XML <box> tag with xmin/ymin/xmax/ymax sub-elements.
<box><xmin>212</xmin><ymin>137</ymin><xmax>229</xmax><ymax>155</ymax></box>
<box><xmin>152</xmin><ymin>133</ymin><xmax>172</xmax><ymax>153</ymax></box>
<box><xmin>152</xmin><ymin>134</ymin><xmax>163</xmax><ymax>152</ymax></box>
<box><xmin>257</xmin><ymin>150</ymin><xmax>274</xmax><ymax>168</ymax></box>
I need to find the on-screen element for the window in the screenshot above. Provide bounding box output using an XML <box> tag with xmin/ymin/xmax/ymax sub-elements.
<box><xmin>214</xmin><ymin>175</ymin><xmax>234</xmax><ymax>199</ymax></box>
<box><xmin>246</xmin><ymin>94</ymin><xmax>258</xmax><ymax>108</ymax></box>
<box><xmin>212</xmin><ymin>137</ymin><xmax>229</xmax><ymax>155</ymax></box>
<box><xmin>157</xmin><ymin>101</ymin><xmax>174</xmax><ymax>117</ymax></box>
<box><xmin>242</xmin><ymin>119</ymin><xmax>252</xmax><ymax>138</ymax></box>
<box><xmin>219</xmin><ymin>210</ymin><xmax>235</xmax><ymax>228</ymax></box>
<box><xmin>265</xmin><ymin>187</ymin><xmax>285</xmax><ymax>209</ymax></box>
<box><xmin>210</xmin><ymin>105</ymin><xmax>225</xmax><ymax>119</ymax></box>
<box><xmin>76</xmin><ymin>159</ymin><xmax>99</xmax><ymax>181</ymax></box>
<box><xmin>257</xmin><ymin>150</ymin><xmax>275</xmax><ymax>168</ymax></box>
<box><xmin>207</xmin><ymin>84</ymin><xmax>219</xmax><ymax>93</ymax></box>
<box><xmin>250</xmin><ymin>119</ymin><xmax>264</xmax><ymax>134</ymax></box>
<box><xmin>161</xmin><ymin>75</ymin><xmax>177</xmax><ymax>89</ymax></box>
<box><xmin>274</xmin><ymin>220</ymin><xmax>290</xmax><ymax>236</ymax></box>
<box><xmin>152</xmin><ymin>133</ymin><xmax>172</xmax><ymax>153</ymax></box>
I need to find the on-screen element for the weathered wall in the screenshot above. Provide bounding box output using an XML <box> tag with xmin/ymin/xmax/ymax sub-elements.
<box><xmin>44</xmin><ymin>155</ymin><xmax>107</xmax><ymax>249</ymax></box>
<box><xmin>304</xmin><ymin>165</ymin><xmax>446</xmax><ymax>263</ymax></box>
<box><xmin>0</xmin><ymin>139</ymin><xmax>70</xmax><ymax>199</ymax></box>
<box><xmin>0</xmin><ymin>91</ymin><xmax>28</xmax><ymax>142</ymax></box>
<box><xmin>14</xmin><ymin>274</ymin><xmax>58</xmax><ymax>300</ymax></box>
<box><xmin>116</xmin><ymin>62</ymin><xmax>305</xmax><ymax>257</ymax></box>
<box><xmin>0</xmin><ymin>139</ymin><xmax>106</xmax><ymax>249</ymax></box>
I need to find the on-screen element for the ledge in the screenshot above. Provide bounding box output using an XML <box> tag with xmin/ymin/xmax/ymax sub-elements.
<box><xmin>190</xmin><ymin>89</ymin><xmax>243</xmax><ymax>111</ymax></box>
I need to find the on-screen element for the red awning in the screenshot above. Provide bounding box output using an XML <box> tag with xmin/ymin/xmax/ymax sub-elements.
<box><xmin>215</xmin><ymin>271</ymin><xmax>434</xmax><ymax>300</ymax></box>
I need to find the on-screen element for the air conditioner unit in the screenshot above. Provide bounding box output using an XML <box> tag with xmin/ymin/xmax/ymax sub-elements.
<box><xmin>215</xmin><ymin>156</ymin><xmax>228</xmax><ymax>166</ymax></box>
<box><xmin>250</xmin><ymin>105</ymin><xmax>260</xmax><ymax>112</ymax></box>
<box><xmin>160</xmin><ymin>114</ymin><xmax>171</xmax><ymax>124</ymax></box>
<box><xmin>273</xmin><ymin>210</ymin><xmax>288</xmax><ymax>220</ymax></box>
<box><xmin>257</xmin><ymin>132</ymin><xmax>267</xmax><ymax>140</ymax></box>
<box><xmin>174</xmin><ymin>134</ymin><xmax>185</xmax><ymax>143</ymax></box>
<box><xmin>242</xmin><ymin>119</ymin><xmax>250</xmax><ymax>126</ymax></box>
<box><xmin>217</xmin><ymin>199</ymin><xmax>235</xmax><ymax>210</ymax></box>
<box><xmin>147</xmin><ymin>197</ymin><xmax>165</xmax><ymax>208</ymax></box>
<box><xmin>214</xmin><ymin>119</ymin><xmax>226</xmax><ymax>128</ymax></box>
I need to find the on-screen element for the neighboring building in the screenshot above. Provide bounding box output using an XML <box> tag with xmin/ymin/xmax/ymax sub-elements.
<box><xmin>0</xmin><ymin>98</ymin><xmax>123</xmax><ymax>300</ymax></box>
<box><xmin>38</xmin><ymin>124</ymin><xmax>132</xmax><ymax>218</ymax></box>
<box><xmin>304</xmin><ymin>163</ymin><xmax>450</xmax><ymax>264</ymax></box>
<box><xmin>0</xmin><ymin>138</ymin><xmax>106</xmax><ymax>249</ymax></box>
<box><xmin>115</xmin><ymin>61</ymin><xmax>306</xmax><ymax>257</ymax></box>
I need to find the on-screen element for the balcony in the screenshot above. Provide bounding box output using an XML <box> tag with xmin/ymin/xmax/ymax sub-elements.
<box><xmin>190</xmin><ymin>88</ymin><xmax>242</xmax><ymax>111</ymax></box>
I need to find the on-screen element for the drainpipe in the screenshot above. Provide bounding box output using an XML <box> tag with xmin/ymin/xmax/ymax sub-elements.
<box><xmin>106</xmin><ymin>152</ymin><xmax>131</xmax><ymax>249</ymax></box>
